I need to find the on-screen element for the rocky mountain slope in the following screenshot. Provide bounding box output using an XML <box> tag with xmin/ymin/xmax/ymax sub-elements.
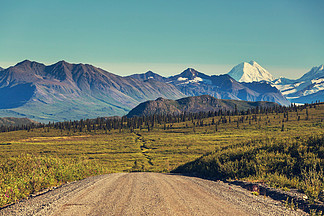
<box><xmin>0</xmin><ymin>60</ymin><xmax>185</xmax><ymax>122</ymax></box>
<box><xmin>127</xmin><ymin>95</ymin><xmax>278</xmax><ymax>117</ymax></box>
<box><xmin>227</xmin><ymin>61</ymin><xmax>274</xmax><ymax>82</ymax></box>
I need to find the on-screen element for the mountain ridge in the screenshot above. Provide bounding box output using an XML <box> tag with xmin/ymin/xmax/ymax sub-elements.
<box><xmin>128</xmin><ymin>71</ymin><xmax>166</xmax><ymax>82</ymax></box>
<box><xmin>5</xmin><ymin>59</ymin><xmax>319</xmax><ymax>121</ymax></box>
<box><xmin>271</xmin><ymin>64</ymin><xmax>324</xmax><ymax>103</ymax></box>
<box><xmin>0</xmin><ymin>60</ymin><xmax>185</xmax><ymax>122</ymax></box>
<box><xmin>297</xmin><ymin>65</ymin><xmax>324</xmax><ymax>82</ymax></box>
<box><xmin>130</xmin><ymin>67</ymin><xmax>290</xmax><ymax>106</ymax></box>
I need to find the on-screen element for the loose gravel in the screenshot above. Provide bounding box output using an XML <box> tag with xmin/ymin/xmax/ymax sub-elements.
<box><xmin>0</xmin><ymin>173</ymin><xmax>307</xmax><ymax>216</ymax></box>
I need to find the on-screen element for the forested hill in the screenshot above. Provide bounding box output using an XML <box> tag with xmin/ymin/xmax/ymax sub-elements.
<box><xmin>126</xmin><ymin>95</ymin><xmax>278</xmax><ymax>117</ymax></box>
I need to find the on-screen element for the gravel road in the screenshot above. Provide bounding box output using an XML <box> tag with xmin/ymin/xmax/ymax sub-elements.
<box><xmin>0</xmin><ymin>172</ymin><xmax>306</xmax><ymax>216</ymax></box>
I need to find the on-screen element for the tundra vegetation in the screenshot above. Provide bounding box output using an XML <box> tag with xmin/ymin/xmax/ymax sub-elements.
<box><xmin>0</xmin><ymin>103</ymin><xmax>323</xmax><ymax>208</ymax></box>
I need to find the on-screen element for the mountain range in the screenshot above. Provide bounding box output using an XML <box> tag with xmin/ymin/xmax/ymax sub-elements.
<box><xmin>0</xmin><ymin>60</ymin><xmax>322</xmax><ymax>122</ymax></box>
<box><xmin>127</xmin><ymin>95</ymin><xmax>277</xmax><ymax>118</ymax></box>
<box><xmin>129</xmin><ymin>68</ymin><xmax>289</xmax><ymax>106</ymax></box>
<box><xmin>0</xmin><ymin>60</ymin><xmax>184</xmax><ymax>122</ymax></box>
<box><xmin>224</xmin><ymin>61</ymin><xmax>324</xmax><ymax>104</ymax></box>
<box><xmin>271</xmin><ymin>65</ymin><xmax>324</xmax><ymax>104</ymax></box>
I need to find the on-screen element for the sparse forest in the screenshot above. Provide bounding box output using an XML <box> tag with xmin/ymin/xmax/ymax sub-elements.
<box><xmin>0</xmin><ymin>102</ymin><xmax>324</xmax><ymax>209</ymax></box>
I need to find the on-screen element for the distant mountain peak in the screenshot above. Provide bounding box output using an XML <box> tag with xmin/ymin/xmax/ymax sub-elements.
<box><xmin>128</xmin><ymin>70</ymin><xmax>166</xmax><ymax>82</ymax></box>
<box><xmin>145</xmin><ymin>70</ymin><xmax>157</xmax><ymax>76</ymax></box>
<box><xmin>56</xmin><ymin>60</ymin><xmax>70</xmax><ymax>65</ymax></box>
<box><xmin>312</xmin><ymin>64</ymin><xmax>324</xmax><ymax>72</ymax></box>
<box><xmin>16</xmin><ymin>59</ymin><xmax>32</xmax><ymax>65</ymax></box>
<box><xmin>297</xmin><ymin>64</ymin><xmax>324</xmax><ymax>82</ymax></box>
<box><xmin>13</xmin><ymin>60</ymin><xmax>46</xmax><ymax>73</ymax></box>
<box><xmin>227</xmin><ymin>60</ymin><xmax>274</xmax><ymax>83</ymax></box>
<box><xmin>181</xmin><ymin>68</ymin><xmax>199</xmax><ymax>77</ymax></box>
<box><xmin>15</xmin><ymin>59</ymin><xmax>43</xmax><ymax>67</ymax></box>
<box><xmin>168</xmin><ymin>68</ymin><xmax>212</xmax><ymax>85</ymax></box>
<box><xmin>320</xmin><ymin>65</ymin><xmax>324</xmax><ymax>70</ymax></box>
<box><xmin>177</xmin><ymin>68</ymin><xmax>207</xmax><ymax>81</ymax></box>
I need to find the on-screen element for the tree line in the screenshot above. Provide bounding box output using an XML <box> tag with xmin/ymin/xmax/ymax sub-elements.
<box><xmin>0</xmin><ymin>102</ymin><xmax>322</xmax><ymax>133</ymax></box>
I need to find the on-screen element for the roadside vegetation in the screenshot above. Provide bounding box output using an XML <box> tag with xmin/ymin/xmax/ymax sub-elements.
<box><xmin>173</xmin><ymin>134</ymin><xmax>324</xmax><ymax>203</ymax></box>
<box><xmin>0</xmin><ymin>154</ymin><xmax>107</xmax><ymax>207</ymax></box>
<box><xmin>0</xmin><ymin>102</ymin><xmax>323</xmax><ymax>208</ymax></box>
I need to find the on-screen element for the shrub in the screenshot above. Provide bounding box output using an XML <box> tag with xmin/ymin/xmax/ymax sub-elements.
<box><xmin>0</xmin><ymin>154</ymin><xmax>107</xmax><ymax>207</ymax></box>
<box><xmin>173</xmin><ymin>134</ymin><xmax>324</xmax><ymax>202</ymax></box>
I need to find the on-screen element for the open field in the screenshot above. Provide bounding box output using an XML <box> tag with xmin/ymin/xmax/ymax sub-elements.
<box><xmin>1</xmin><ymin>103</ymin><xmax>324</xmax><ymax>208</ymax></box>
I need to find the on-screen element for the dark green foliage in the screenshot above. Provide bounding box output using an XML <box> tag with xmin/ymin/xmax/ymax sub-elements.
<box><xmin>173</xmin><ymin>134</ymin><xmax>324</xmax><ymax>200</ymax></box>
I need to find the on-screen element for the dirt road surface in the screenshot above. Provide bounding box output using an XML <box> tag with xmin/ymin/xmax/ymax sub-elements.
<box><xmin>0</xmin><ymin>172</ymin><xmax>306</xmax><ymax>216</ymax></box>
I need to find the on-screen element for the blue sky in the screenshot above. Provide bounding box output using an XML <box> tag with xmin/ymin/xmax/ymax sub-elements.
<box><xmin>1</xmin><ymin>0</ymin><xmax>323</xmax><ymax>78</ymax></box>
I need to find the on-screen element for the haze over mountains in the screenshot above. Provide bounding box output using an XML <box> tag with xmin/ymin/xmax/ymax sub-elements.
<box><xmin>0</xmin><ymin>60</ymin><xmax>322</xmax><ymax>122</ymax></box>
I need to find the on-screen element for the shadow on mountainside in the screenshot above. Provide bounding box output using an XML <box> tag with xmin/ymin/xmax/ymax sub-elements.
<box><xmin>0</xmin><ymin>83</ymin><xmax>36</xmax><ymax>109</ymax></box>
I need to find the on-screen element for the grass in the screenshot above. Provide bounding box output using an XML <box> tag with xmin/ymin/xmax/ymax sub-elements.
<box><xmin>0</xmin><ymin>103</ymin><xmax>324</xmax><ymax>207</ymax></box>
<box><xmin>0</xmin><ymin>154</ymin><xmax>107</xmax><ymax>207</ymax></box>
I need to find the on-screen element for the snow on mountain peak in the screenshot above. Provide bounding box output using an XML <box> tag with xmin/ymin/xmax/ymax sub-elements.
<box><xmin>310</xmin><ymin>65</ymin><xmax>324</xmax><ymax>73</ymax></box>
<box><xmin>319</xmin><ymin>65</ymin><xmax>324</xmax><ymax>70</ymax></box>
<box><xmin>298</xmin><ymin>64</ymin><xmax>324</xmax><ymax>81</ymax></box>
<box><xmin>227</xmin><ymin>61</ymin><xmax>274</xmax><ymax>83</ymax></box>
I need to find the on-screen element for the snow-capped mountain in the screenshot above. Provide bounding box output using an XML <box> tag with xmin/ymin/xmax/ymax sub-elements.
<box><xmin>271</xmin><ymin>65</ymin><xmax>324</xmax><ymax>103</ymax></box>
<box><xmin>227</xmin><ymin>61</ymin><xmax>274</xmax><ymax>83</ymax></box>
<box><xmin>297</xmin><ymin>65</ymin><xmax>324</xmax><ymax>82</ymax></box>
<box><xmin>130</xmin><ymin>68</ymin><xmax>290</xmax><ymax>106</ymax></box>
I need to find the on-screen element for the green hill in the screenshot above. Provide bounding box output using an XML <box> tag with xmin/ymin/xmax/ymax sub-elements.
<box><xmin>127</xmin><ymin>95</ymin><xmax>278</xmax><ymax>117</ymax></box>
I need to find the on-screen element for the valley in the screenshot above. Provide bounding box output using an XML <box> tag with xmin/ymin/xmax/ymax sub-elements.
<box><xmin>0</xmin><ymin>102</ymin><xmax>323</xmax><ymax>214</ymax></box>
